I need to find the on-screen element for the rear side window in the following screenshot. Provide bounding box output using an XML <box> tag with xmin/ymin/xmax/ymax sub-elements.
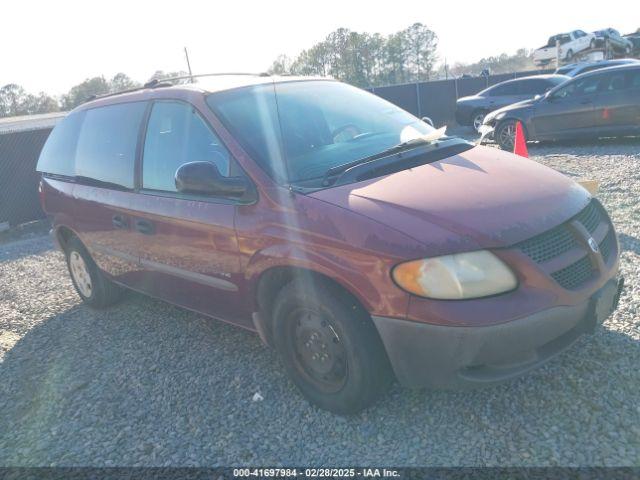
<box><xmin>487</xmin><ymin>82</ymin><xmax>518</xmax><ymax>96</ymax></box>
<box><xmin>142</xmin><ymin>101</ymin><xmax>233</xmax><ymax>192</ymax></box>
<box><xmin>517</xmin><ymin>79</ymin><xmax>549</xmax><ymax>95</ymax></box>
<box><xmin>600</xmin><ymin>72</ymin><xmax>628</xmax><ymax>92</ymax></box>
<box><xmin>36</xmin><ymin>111</ymin><xmax>85</xmax><ymax>176</ymax></box>
<box><xmin>75</xmin><ymin>102</ymin><xmax>147</xmax><ymax>189</ymax></box>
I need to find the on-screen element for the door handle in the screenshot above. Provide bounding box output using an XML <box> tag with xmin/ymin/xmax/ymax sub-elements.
<box><xmin>134</xmin><ymin>219</ymin><xmax>155</xmax><ymax>235</ymax></box>
<box><xmin>112</xmin><ymin>215</ymin><xmax>128</xmax><ymax>229</ymax></box>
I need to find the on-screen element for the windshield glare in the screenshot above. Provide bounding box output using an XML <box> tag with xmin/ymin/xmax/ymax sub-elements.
<box><xmin>207</xmin><ymin>80</ymin><xmax>435</xmax><ymax>186</ymax></box>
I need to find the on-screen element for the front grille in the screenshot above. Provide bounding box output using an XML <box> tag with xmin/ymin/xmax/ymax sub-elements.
<box><xmin>515</xmin><ymin>199</ymin><xmax>615</xmax><ymax>290</ymax></box>
<box><xmin>574</xmin><ymin>200</ymin><xmax>601</xmax><ymax>233</ymax></box>
<box><xmin>599</xmin><ymin>228</ymin><xmax>615</xmax><ymax>263</ymax></box>
<box><xmin>517</xmin><ymin>225</ymin><xmax>576</xmax><ymax>264</ymax></box>
<box><xmin>551</xmin><ymin>255</ymin><xmax>595</xmax><ymax>290</ymax></box>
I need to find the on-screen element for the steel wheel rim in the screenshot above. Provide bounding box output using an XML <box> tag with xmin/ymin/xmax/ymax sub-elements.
<box><xmin>499</xmin><ymin>123</ymin><xmax>516</xmax><ymax>149</ymax></box>
<box><xmin>288</xmin><ymin>308</ymin><xmax>347</xmax><ymax>393</ymax></box>
<box><xmin>69</xmin><ymin>251</ymin><xmax>92</xmax><ymax>297</ymax></box>
<box><xmin>473</xmin><ymin>113</ymin><xmax>485</xmax><ymax>131</ymax></box>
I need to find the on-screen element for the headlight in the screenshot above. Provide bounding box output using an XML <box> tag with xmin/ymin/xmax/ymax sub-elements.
<box><xmin>392</xmin><ymin>251</ymin><xmax>517</xmax><ymax>300</ymax></box>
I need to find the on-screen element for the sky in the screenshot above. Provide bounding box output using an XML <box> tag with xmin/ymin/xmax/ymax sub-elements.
<box><xmin>2</xmin><ymin>0</ymin><xmax>638</xmax><ymax>95</ymax></box>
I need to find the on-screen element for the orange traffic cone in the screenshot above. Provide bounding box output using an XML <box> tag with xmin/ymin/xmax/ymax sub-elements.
<box><xmin>513</xmin><ymin>121</ymin><xmax>528</xmax><ymax>158</ymax></box>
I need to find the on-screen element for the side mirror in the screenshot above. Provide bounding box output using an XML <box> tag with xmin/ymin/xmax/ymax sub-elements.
<box><xmin>175</xmin><ymin>161</ymin><xmax>255</xmax><ymax>200</ymax></box>
<box><xmin>421</xmin><ymin>116</ymin><xmax>434</xmax><ymax>127</ymax></box>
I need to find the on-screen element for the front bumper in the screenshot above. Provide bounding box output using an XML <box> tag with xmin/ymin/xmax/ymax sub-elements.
<box><xmin>373</xmin><ymin>277</ymin><xmax>624</xmax><ymax>389</ymax></box>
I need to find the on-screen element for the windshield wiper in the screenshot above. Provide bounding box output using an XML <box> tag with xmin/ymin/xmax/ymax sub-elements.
<box><xmin>321</xmin><ymin>126</ymin><xmax>448</xmax><ymax>187</ymax></box>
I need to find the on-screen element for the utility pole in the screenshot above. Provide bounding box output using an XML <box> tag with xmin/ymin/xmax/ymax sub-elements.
<box><xmin>184</xmin><ymin>47</ymin><xmax>193</xmax><ymax>82</ymax></box>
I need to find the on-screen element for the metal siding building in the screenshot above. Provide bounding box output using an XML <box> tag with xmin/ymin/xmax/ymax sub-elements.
<box><xmin>0</xmin><ymin>112</ymin><xmax>66</xmax><ymax>226</ymax></box>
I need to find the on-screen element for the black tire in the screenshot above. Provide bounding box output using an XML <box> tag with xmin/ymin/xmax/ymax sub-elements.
<box><xmin>65</xmin><ymin>236</ymin><xmax>124</xmax><ymax>309</ymax></box>
<box><xmin>271</xmin><ymin>278</ymin><xmax>393</xmax><ymax>414</ymax></box>
<box><xmin>566</xmin><ymin>49</ymin><xmax>574</xmax><ymax>61</ymax></box>
<box><xmin>495</xmin><ymin>119</ymin><xmax>521</xmax><ymax>151</ymax></box>
<box><xmin>471</xmin><ymin>109</ymin><xmax>487</xmax><ymax>132</ymax></box>
<box><xmin>590</xmin><ymin>39</ymin><xmax>596</xmax><ymax>49</ymax></box>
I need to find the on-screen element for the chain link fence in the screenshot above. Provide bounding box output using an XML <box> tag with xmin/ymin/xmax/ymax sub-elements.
<box><xmin>0</xmin><ymin>127</ymin><xmax>53</xmax><ymax>228</ymax></box>
<box><xmin>369</xmin><ymin>68</ymin><xmax>555</xmax><ymax>126</ymax></box>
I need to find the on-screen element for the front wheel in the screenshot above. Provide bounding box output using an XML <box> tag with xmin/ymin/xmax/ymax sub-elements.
<box><xmin>495</xmin><ymin>119</ymin><xmax>521</xmax><ymax>150</ymax></box>
<box><xmin>565</xmin><ymin>49</ymin><xmax>574</xmax><ymax>61</ymax></box>
<box><xmin>471</xmin><ymin>110</ymin><xmax>487</xmax><ymax>132</ymax></box>
<box><xmin>65</xmin><ymin>236</ymin><xmax>124</xmax><ymax>309</ymax></box>
<box><xmin>271</xmin><ymin>278</ymin><xmax>393</xmax><ymax>414</ymax></box>
<box><xmin>590</xmin><ymin>39</ymin><xmax>596</xmax><ymax>49</ymax></box>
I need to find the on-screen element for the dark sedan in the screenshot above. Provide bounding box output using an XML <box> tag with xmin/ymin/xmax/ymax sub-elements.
<box><xmin>483</xmin><ymin>64</ymin><xmax>640</xmax><ymax>150</ymax></box>
<box><xmin>456</xmin><ymin>75</ymin><xmax>568</xmax><ymax>131</ymax></box>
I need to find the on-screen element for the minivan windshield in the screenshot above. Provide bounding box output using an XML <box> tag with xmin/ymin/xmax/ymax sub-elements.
<box><xmin>207</xmin><ymin>80</ymin><xmax>444</xmax><ymax>187</ymax></box>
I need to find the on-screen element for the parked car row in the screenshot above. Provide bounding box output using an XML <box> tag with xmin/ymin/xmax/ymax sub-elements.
<box><xmin>455</xmin><ymin>75</ymin><xmax>568</xmax><ymax>130</ymax></box>
<box><xmin>456</xmin><ymin>59</ymin><xmax>640</xmax><ymax>133</ymax></box>
<box><xmin>482</xmin><ymin>63</ymin><xmax>640</xmax><ymax>150</ymax></box>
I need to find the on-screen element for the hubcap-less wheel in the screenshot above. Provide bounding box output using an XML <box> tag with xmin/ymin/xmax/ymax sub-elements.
<box><xmin>498</xmin><ymin>122</ymin><xmax>516</xmax><ymax>150</ymax></box>
<box><xmin>473</xmin><ymin>112</ymin><xmax>485</xmax><ymax>132</ymax></box>
<box><xmin>290</xmin><ymin>308</ymin><xmax>347</xmax><ymax>394</ymax></box>
<box><xmin>69</xmin><ymin>251</ymin><xmax>92</xmax><ymax>297</ymax></box>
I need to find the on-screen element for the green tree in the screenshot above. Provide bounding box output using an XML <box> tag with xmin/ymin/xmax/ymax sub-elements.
<box><xmin>277</xmin><ymin>23</ymin><xmax>438</xmax><ymax>87</ymax></box>
<box><xmin>0</xmin><ymin>84</ymin><xmax>60</xmax><ymax>117</ymax></box>
<box><xmin>109</xmin><ymin>72</ymin><xmax>140</xmax><ymax>91</ymax></box>
<box><xmin>446</xmin><ymin>48</ymin><xmax>536</xmax><ymax>77</ymax></box>
<box><xmin>0</xmin><ymin>84</ymin><xmax>27</xmax><ymax>116</ymax></box>
<box><xmin>403</xmin><ymin>23</ymin><xmax>438</xmax><ymax>81</ymax></box>
<box><xmin>61</xmin><ymin>76</ymin><xmax>110</xmax><ymax>110</ymax></box>
<box><xmin>268</xmin><ymin>54</ymin><xmax>293</xmax><ymax>75</ymax></box>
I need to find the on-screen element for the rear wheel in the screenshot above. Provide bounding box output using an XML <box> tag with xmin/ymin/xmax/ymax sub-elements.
<box><xmin>590</xmin><ymin>39</ymin><xmax>596</xmax><ymax>49</ymax></box>
<box><xmin>65</xmin><ymin>236</ymin><xmax>124</xmax><ymax>308</ymax></box>
<box><xmin>271</xmin><ymin>278</ymin><xmax>393</xmax><ymax>414</ymax></box>
<box><xmin>495</xmin><ymin>119</ymin><xmax>520</xmax><ymax>150</ymax></box>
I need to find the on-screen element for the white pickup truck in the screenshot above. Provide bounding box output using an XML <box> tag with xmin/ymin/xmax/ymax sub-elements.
<box><xmin>533</xmin><ymin>30</ymin><xmax>597</xmax><ymax>65</ymax></box>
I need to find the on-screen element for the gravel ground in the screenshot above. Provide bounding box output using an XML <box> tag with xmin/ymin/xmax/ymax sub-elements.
<box><xmin>0</xmin><ymin>137</ymin><xmax>639</xmax><ymax>467</ymax></box>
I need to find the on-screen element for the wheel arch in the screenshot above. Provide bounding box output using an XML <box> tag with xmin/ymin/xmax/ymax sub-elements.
<box><xmin>54</xmin><ymin>224</ymin><xmax>81</xmax><ymax>252</ymax></box>
<box><xmin>255</xmin><ymin>264</ymin><xmax>372</xmax><ymax>343</ymax></box>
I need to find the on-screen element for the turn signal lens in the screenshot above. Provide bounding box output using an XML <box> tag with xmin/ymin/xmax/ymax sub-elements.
<box><xmin>392</xmin><ymin>251</ymin><xmax>517</xmax><ymax>300</ymax></box>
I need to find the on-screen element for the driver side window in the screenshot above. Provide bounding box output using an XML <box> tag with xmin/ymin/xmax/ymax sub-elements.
<box><xmin>143</xmin><ymin>101</ymin><xmax>232</xmax><ymax>192</ymax></box>
<box><xmin>552</xmin><ymin>75</ymin><xmax>601</xmax><ymax>100</ymax></box>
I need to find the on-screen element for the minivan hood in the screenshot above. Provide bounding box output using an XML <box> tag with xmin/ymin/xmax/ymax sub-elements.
<box><xmin>309</xmin><ymin>145</ymin><xmax>589</xmax><ymax>255</ymax></box>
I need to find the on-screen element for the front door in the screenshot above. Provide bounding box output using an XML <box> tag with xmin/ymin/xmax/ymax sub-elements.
<box><xmin>128</xmin><ymin>100</ymin><xmax>250</xmax><ymax>326</ymax></box>
<box><xmin>531</xmin><ymin>75</ymin><xmax>601</xmax><ymax>139</ymax></box>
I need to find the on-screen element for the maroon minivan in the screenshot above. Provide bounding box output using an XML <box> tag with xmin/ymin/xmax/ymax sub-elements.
<box><xmin>37</xmin><ymin>74</ymin><xmax>623</xmax><ymax>413</ymax></box>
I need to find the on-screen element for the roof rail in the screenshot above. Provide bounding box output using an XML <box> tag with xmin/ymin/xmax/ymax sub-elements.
<box><xmin>84</xmin><ymin>72</ymin><xmax>271</xmax><ymax>104</ymax></box>
<box><xmin>147</xmin><ymin>72</ymin><xmax>270</xmax><ymax>86</ymax></box>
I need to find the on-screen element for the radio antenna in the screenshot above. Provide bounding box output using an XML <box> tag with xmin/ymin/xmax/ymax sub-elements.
<box><xmin>184</xmin><ymin>47</ymin><xmax>194</xmax><ymax>82</ymax></box>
